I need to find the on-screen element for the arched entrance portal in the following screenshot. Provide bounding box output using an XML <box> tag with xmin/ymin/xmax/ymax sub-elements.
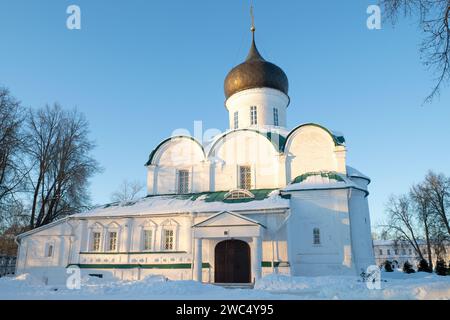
<box><xmin>214</xmin><ymin>239</ymin><xmax>251</xmax><ymax>283</ymax></box>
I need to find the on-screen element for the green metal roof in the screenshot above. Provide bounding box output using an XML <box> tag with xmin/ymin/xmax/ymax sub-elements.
<box><xmin>144</xmin><ymin>188</ymin><xmax>285</xmax><ymax>203</ymax></box>
<box><xmin>291</xmin><ymin>171</ymin><xmax>344</xmax><ymax>184</ymax></box>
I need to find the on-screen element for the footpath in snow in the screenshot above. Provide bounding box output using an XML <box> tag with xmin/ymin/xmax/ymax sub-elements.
<box><xmin>0</xmin><ymin>271</ymin><xmax>449</xmax><ymax>300</ymax></box>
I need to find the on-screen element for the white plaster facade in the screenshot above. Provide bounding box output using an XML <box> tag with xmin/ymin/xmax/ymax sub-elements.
<box><xmin>15</xmin><ymin>29</ymin><xmax>375</xmax><ymax>285</ymax></box>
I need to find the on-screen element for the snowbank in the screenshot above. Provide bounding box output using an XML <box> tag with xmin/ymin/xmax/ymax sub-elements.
<box><xmin>1</xmin><ymin>272</ymin><xmax>449</xmax><ymax>300</ymax></box>
<box><xmin>254</xmin><ymin>272</ymin><xmax>450</xmax><ymax>300</ymax></box>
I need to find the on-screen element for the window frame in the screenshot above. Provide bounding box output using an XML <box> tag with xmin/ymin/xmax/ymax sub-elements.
<box><xmin>162</xmin><ymin>228</ymin><xmax>175</xmax><ymax>251</ymax></box>
<box><xmin>142</xmin><ymin>229</ymin><xmax>154</xmax><ymax>251</ymax></box>
<box><xmin>233</xmin><ymin>111</ymin><xmax>239</xmax><ymax>129</ymax></box>
<box><xmin>177</xmin><ymin>169</ymin><xmax>190</xmax><ymax>194</ymax></box>
<box><xmin>224</xmin><ymin>189</ymin><xmax>255</xmax><ymax>200</ymax></box>
<box><xmin>91</xmin><ymin>231</ymin><xmax>102</xmax><ymax>252</ymax></box>
<box><xmin>273</xmin><ymin>107</ymin><xmax>279</xmax><ymax>126</ymax></box>
<box><xmin>313</xmin><ymin>228</ymin><xmax>321</xmax><ymax>245</ymax></box>
<box><xmin>250</xmin><ymin>106</ymin><xmax>257</xmax><ymax>125</ymax></box>
<box><xmin>238</xmin><ymin>165</ymin><xmax>252</xmax><ymax>190</ymax></box>
<box><xmin>45</xmin><ymin>242</ymin><xmax>54</xmax><ymax>258</ymax></box>
<box><xmin>107</xmin><ymin>231</ymin><xmax>118</xmax><ymax>252</ymax></box>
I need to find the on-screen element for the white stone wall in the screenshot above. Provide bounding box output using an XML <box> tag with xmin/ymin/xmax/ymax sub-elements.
<box><xmin>209</xmin><ymin>130</ymin><xmax>283</xmax><ymax>190</ymax></box>
<box><xmin>147</xmin><ymin>124</ymin><xmax>347</xmax><ymax>194</ymax></box>
<box><xmin>284</xmin><ymin>125</ymin><xmax>346</xmax><ymax>182</ymax></box>
<box><xmin>285</xmin><ymin>189</ymin><xmax>355</xmax><ymax>276</ymax></box>
<box><xmin>348</xmin><ymin>187</ymin><xmax>375</xmax><ymax>274</ymax></box>
<box><xmin>225</xmin><ymin>88</ymin><xmax>289</xmax><ymax>129</ymax></box>
<box><xmin>16</xmin><ymin>210</ymin><xmax>290</xmax><ymax>284</ymax></box>
<box><xmin>16</xmin><ymin>221</ymin><xmax>74</xmax><ymax>285</ymax></box>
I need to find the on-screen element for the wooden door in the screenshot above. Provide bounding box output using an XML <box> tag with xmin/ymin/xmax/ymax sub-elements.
<box><xmin>214</xmin><ymin>239</ymin><xmax>251</xmax><ymax>283</ymax></box>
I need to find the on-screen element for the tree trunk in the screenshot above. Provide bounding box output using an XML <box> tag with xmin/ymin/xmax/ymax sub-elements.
<box><xmin>424</xmin><ymin>220</ymin><xmax>433</xmax><ymax>270</ymax></box>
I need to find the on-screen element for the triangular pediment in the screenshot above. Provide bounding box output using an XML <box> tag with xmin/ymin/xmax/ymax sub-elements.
<box><xmin>193</xmin><ymin>211</ymin><xmax>265</xmax><ymax>228</ymax></box>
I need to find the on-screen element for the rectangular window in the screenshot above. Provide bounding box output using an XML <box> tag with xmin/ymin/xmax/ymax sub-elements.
<box><xmin>387</xmin><ymin>249</ymin><xmax>391</xmax><ymax>255</ymax></box>
<box><xmin>233</xmin><ymin>111</ymin><xmax>239</xmax><ymax>129</ymax></box>
<box><xmin>409</xmin><ymin>249</ymin><xmax>412</xmax><ymax>255</ymax></box>
<box><xmin>143</xmin><ymin>230</ymin><xmax>153</xmax><ymax>251</ymax></box>
<box><xmin>239</xmin><ymin>165</ymin><xmax>252</xmax><ymax>190</ymax></box>
<box><xmin>394</xmin><ymin>249</ymin><xmax>398</xmax><ymax>255</ymax></box>
<box><xmin>313</xmin><ymin>228</ymin><xmax>321</xmax><ymax>245</ymax></box>
<box><xmin>92</xmin><ymin>232</ymin><xmax>101</xmax><ymax>251</ymax></box>
<box><xmin>273</xmin><ymin>108</ymin><xmax>279</xmax><ymax>126</ymax></box>
<box><xmin>250</xmin><ymin>106</ymin><xmax>257</xmax><ymax>125</ymax></box>
<box><xmin>163</xmin><ymin>229</ymin><xmax>174</xmax><ymax>251</ymax></box>
<box><xmin>178</xmin><ymin>170</ymin><xmax>190</xmax><ymax>194</ymax></box>
<box><xmin>379</xmin><ymin>249</ymin><xmax>383</xmax><ymax>255</ymax></box>
<box><xmin>108</xmin><ymin>232</ymin><xmax>117</xmax><ymax>251</ymax></box>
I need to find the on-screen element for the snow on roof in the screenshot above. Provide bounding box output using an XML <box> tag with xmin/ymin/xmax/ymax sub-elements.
<box><xmin>346</xmin><ymin>166</ymin><xmax>371</xmax><ymax>182</ymax></box>
<box><xmin>192</xmin><ymin>211</ymin><xmax>266</xmax><ymax>228</ymax></box>
<box><xmin>330</xmin><ymin>129</ymin><xmax>344</xmax><ymax>138</ymax></box>
<box><xmin>282</xmin><ymin>172</ymin><xmax>368</xmax><ymax>195</ymax></box>
<box><xmin>73</xmin><ymin>190</ymin><xmax>290</xmax><ymax>218</ymax></box>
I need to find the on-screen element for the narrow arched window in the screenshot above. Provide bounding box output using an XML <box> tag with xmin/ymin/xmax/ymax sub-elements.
<box><xmin>313</xmin><ymin>228</ymin><xmax>321</xmax><ymax>245</ymax></box>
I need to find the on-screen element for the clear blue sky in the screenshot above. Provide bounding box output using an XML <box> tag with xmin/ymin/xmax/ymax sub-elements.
<box><xmin>1</xmin><ymin>0</ymin><xmax>449</xmax><ymax>226</ymax></box>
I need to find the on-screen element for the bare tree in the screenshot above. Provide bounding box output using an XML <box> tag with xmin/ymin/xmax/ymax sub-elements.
<box><xmin>410</xmin><ymin>182</ymin><xmax>434</xmax><ymax>268</ymax></box>
<box><xmin>383</xmin><ymin>194</ymin><xmax>426</xmax><ymax>260</ymax></box>
<box><xmin>0</xmin><ymin>201</ymin><xmax>29</xmax><ymax>255</ymax></box>
<box><xmin>111</xmin><ymin>179</ymin><xmax>144</xmax><ymax>203</ymax></box>
<box><xmin>381</xmin><ymin>0</ymin><xmax>450</xmax><ymax>103</ymax></box>
<box><xmin>422</xmin><ymin>171</ymin><xmax>450</xmax><ymax>238</ymax></box>
<box><xmin>0</xmin><ymin>88</ymin><xmax>27</xmax><ymax>208</ymax></box>
<box><xmin>25</xmin><ymin>104</ymin><xmax>100</xmax><ymax>228</ymax></box>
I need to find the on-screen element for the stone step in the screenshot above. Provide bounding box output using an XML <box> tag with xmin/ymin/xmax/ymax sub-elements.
<box><xmin>211</xmin><ymin>283</ymin><xmax>254</xmax><ymax>289</ymax></box>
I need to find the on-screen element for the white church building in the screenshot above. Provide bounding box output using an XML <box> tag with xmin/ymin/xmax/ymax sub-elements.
<box><xmin>15</xmin><ymin>24</ymin><xmax>375</xmax><ymax>285</ymax></box>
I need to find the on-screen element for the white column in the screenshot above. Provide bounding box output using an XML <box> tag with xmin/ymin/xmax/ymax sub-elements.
<box><xmin>123</xmin><ymin>218</ymin><xmax>133</xmax><ymax>252</ymax></box>
<box><xmin>79</xmin><ymin>220</ymin><xmax>89</xmax><ymax>253</ymax></box>
<box><xmin>251</xmin><ymin>236</ymin><xmax>262</xmax><ymax>282</ymax></box>
<box><xmin>193</xmin><ymin>238</ymin><xmax>202</xmax><ymax>282</ymax></box>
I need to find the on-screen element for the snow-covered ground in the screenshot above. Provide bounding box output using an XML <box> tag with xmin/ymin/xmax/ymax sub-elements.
<box><xmin>0</xmin><ymin>271</ymin><xmax>449</xmax><ymax>300</ymax></box>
